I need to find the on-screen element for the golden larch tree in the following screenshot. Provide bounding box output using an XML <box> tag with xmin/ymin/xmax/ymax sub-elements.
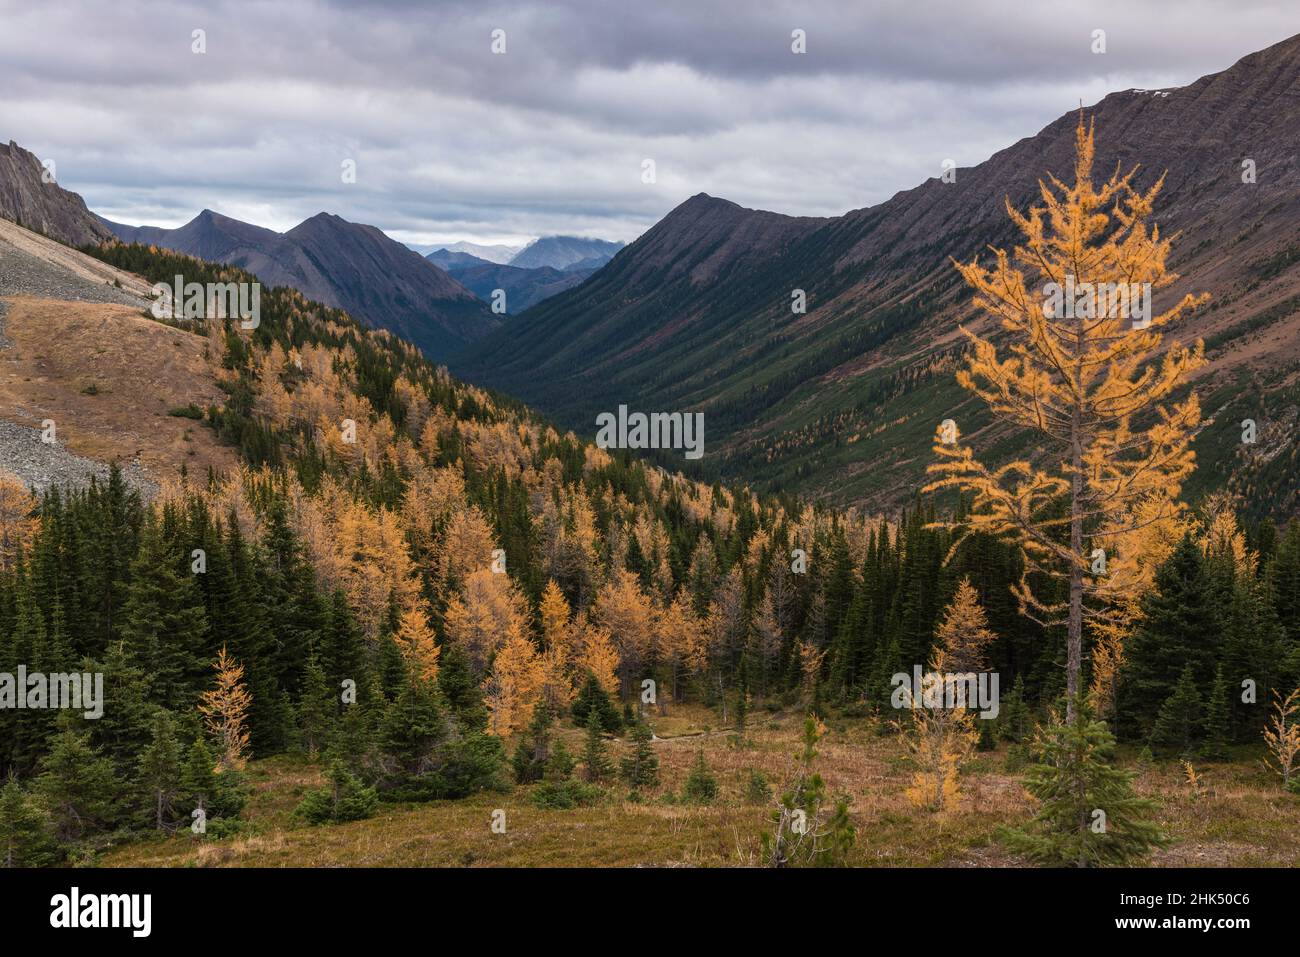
<box><xmin>199</xmin><ymin>646</ymin><xmax>252</xmax><ymax>771</ymax></box>
<box><xmin>443</xmin><ymin>567</ymin><xmax>531</xmax><ymax>677</ymax></box>
<box><xmin>483</xmin><ymin>632</ymin><xmax>544</xmax><ymax>737</ymax></box>
<box><xmin>394</xmin><ymin>603</ymin><xmax>441</xmax><ymax>683</ymax></box>
<box><xmin>572</xmin><ymin>611</ymin><xmax>621</xmax><ymax>697</ymax></box>
<box><xmin>926</xmin><ymin>117</ymin><xmax>1208</xmax><ymax>723</ymax></box>
<box><xmin>934</xmin><ymin>578</ymin><xmax>997</xmax><ymax>673</ymax></box>
<box><xmin>594</xmin><ymin>569</ymin><xmax>656</xmax><ymax>696</ymax></box>
<box><xmin>0</xmin><ymin>471</ymin><xmax>36</xmax><ymax>573</ymax></box>
<box><xmin>1263</xmin><ymin>687</ymin><xmax>1300</xmax><ymax>790</ymax></box>
<box><xmin>537</xmin><ymin>579</ymin><xmax>578</xmax><ymax>710</ymax></box>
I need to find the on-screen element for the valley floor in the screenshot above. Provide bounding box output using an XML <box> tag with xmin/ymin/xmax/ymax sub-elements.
<box><xmin>96</xmin><ymin>706</ymin><xmax>1299</xmax><ymax>868</ymax></box>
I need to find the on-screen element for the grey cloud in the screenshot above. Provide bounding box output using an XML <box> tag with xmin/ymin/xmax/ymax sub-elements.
<box><xmin>0</xmin><ymin>0</ymin><xmax>1294</xmax><ymax>244</ymax></box>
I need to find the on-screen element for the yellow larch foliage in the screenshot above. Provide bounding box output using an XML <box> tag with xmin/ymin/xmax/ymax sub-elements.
<box><xmin>331</xmin><ymin>497</ymin><xmax>419</xmax><ymax>640</ymax></box>
<box><xmin>0</xmin><ymin>471</ymin><xmax>37</xmax><ymax>573</ymax></box>
<box><xmin>443</xmin><ymin>567</ymin><xmax>531</xmax><ymax>677</ymax></box>
<box><xmin>437</xmin><ymin>505</ymin><xmax>499</xmax><ymax>586</ymax></box>
<box><xmin>594</xmin><ymin>568</ymin><xmax>656</xmax><ymax>691</ymax></box>
<box><xmin>399</xmin><ymin>465</ymin><xmax>466</xmax><ymax>555</ymax></box>
<box><xmin>198</xmin><ymin>646</ymin><xmax>253</xmax><ymax>771</ymax></box>
<box><xmin>934</xmin><ymin>578</ymin><xmax>997</xmax><ymax>673</ymax></box>
<box><xmin>539</xmin><ymin>580</ymin><xmax>572</xmax><ymax>652</ymax></box>
<box><xmin>537</xmin><ymin>579</ymin><xmax>577</xmax><ymax>709</ymax></box>
<box><xmin>1263</xmin><ymin>687</ymin><xmax>1300</xmax><ymax>790</ymax></box>
<box><xmin>572</xmin><ymin>611</ymin><xmax>621</xmax><ymax>697</ymax></box>
<box><xmin>795</xmin><ymin>639</ymin><xmax>826</xmax><ymax>704</ymax></box>
<box><xmin>896</xmin><ymin>649</ymin><xmax>979</xmax><ymax>813</ymax></box>
<box><xmin>658</xmin><ymin>591</ymin><xmax>707</xmax><ymax>699</ymax></box>
<box><xmin>483</xmin><ymin>631</ymin><xmax>544</xmax><ymax>736</ymax></box>
<box><xmin>394</xmin><ymin>603</ymin><xmax>441</xmax><ymax>683</ymax></box>
<box><xmin>926</xmin><ymin>116</ymin><xmax>1208</xmax><ymax>722</ymax></box>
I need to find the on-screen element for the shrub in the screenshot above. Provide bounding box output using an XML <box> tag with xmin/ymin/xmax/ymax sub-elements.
<box><xmin>295</xmin><ymin>762</ymin><xmax>379</xmax><ymax>825</ymax></box>
<box><xmin>529</xmin><ymin>779</ymin><xmax>603</xmax><ymax>810</ymax></box>
<box><xmin>744</xmin><ymin>767</ymin><xmax>772</xmax><ymax>804</ymax></box>
<box><xmin>681</xmin><ymin>752</ymin><xmax>718</xmax><ymax>804</ymax></box>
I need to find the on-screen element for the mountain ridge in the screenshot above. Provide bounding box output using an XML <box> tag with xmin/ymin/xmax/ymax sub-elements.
<box><xmin>456</xmin><ymin>32</ymin><xmax>1300</xmax><ymax>518</ymax></box>
<box><xmin>98</xmin><ymin>207</ymin><xmax>499</xmax><ymax>359</ymax></box>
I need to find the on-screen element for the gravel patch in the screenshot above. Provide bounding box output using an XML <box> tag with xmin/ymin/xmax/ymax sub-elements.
<box><xmin>0</xmin><ymin>419</ymin><xmax>157</xmax><ymax>498</ymax></box>
<box><xmin>0</xmin><ymin>233</ymin><xmax>148</xmax><ymax>309</ymax></box>
<box><xmin>0</xmin><ymin>232</ymin><xmax>157</xmax><ymax>497</ymax></box>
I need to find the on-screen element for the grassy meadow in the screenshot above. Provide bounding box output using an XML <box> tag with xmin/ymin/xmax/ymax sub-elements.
<box><xmin>96</xmin><ymin>704</ymin><xmax>1300</xmax><ymax>869</ymax></box>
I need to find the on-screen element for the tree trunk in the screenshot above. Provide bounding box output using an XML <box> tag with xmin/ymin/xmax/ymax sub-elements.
<box><xmin>1067</xmin><ymin>340</ymin><xmax>1085</xmax><ymax>726</ymax></box>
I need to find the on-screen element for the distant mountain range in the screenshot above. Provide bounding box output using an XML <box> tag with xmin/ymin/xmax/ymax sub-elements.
<box><xmin>0</xmin><ymin>139</ymin><xmax>620</xmax><ymax>343</ymax></box>
<box><xmin>508</xmin><ymin>236</ymin><xmax>624</xmax><ymax>271</ymax></box>
<box><xmin>437</xmin><ymin>262</ymin><xmax>596</xmax><ymax>314</ymax></box>
<box><xmin>97</xmin><ymin>210</ymin><xmax>498</xmax><ymax>358</ymax></box>
<box><xmin>436</xmin><ymin>240</ymin><xmax>523</xmax><ymax>264</ymax></box>
<box><xmin>425</xmin><ymin>235</ymin><xmax>624</xmax><ymax>313</ymax></box>
<box><xmin>457</xmin><ymin>33</ymin><xmax>1300</xmax><ymax>519</ymax></box>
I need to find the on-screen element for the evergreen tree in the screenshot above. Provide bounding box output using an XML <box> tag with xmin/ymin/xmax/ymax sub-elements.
<box><xmin>136</xmin><ymin>710</ymin><xmax>183</xmax><ymax>831</ymax></box>
<box><xmin>295</xmin><ymin>761</ymin><xmax>378</xmax><ymax>825</ymax></box>
<box><xmin>571</xmin><ymin>672</ymin><xmax>622</xmax><ymax>733</ymax></box>
<box><xmin>377</xmin><ymin>677</ymin><xmax>447</xmax><ymax>800</ymax></box>
<box><xmin>119</xmin><ymin>515</ymin><xmax>210</xmax><ymax>712</ymax></box>
<box><xmin>1001</xmin><ymin>701</ymin><xmax>1165</xmax><ymax>867</ymax></box>
<box><xmin>437</xmin><ymin>643</ymin><xmax>488</xmax><ymax>732</ymax></box>
<box><xmin>88</xmin><ymin>640</ymin><xmax>156</xmax><ymax>775</ymax></box>
<box><xmin>1149</xmin><ymin>665</ymin><xmax>1203</xmax><ymax>756</ymax></box>
<box><xmin>580</xmin><ymin>711</ymin><xmax>613</xmax><ymax>783</ymax></box>
<box><xmin>620</xmin><ymin>720</ymin><xmax>660</xmax><ymax>790</ymax></box>
<box><xmin>0</xmin><ymin>778</ymin><xmax>58</xmax><ymax>867</ymax></box>
<box><xmin>682</xmin><ymin>752</ymin><xmax>718</xmax><ymax>804</ymax></box>
<box><xmin>179</xmin><ymin>736</ymin><xmax>245</xmax><ymax>821</ymax></box>
<box><xmin>1118</xmin><ymin>536</ymin><xmax>1217</xmax><ymax>739</ymax></box>
<box><xmin>299</xmin><ymin>653</ymin><xmax>337</xmax><ymax>758</ymax></box>
<box><xmin>998</xmin><ymin>674</ymin><xmax>1030</xmax><ymax>743</ymax></box>
<box><xmin>761</xmin><ymin>716</ymin><xmax>854</xmax><ymax>867</ymax></box>
<box><xmin>36</xmin><ymin>722</ymin><xmax>122</xmax><ymax>845</ymax></box>
<box><xmin>545</xmin><ymin>740</ymin><xmax>575</xmax><ymax>782</ymax></box>
<box><xmin>512</xmin><ymin>702</ymin><xmax>553</xmax><ymax>785</ymax></box>
<box><xmin>327</xmin><ymin>690</ymin><xmax>378</xmax><ymax>778</ymax></box>
<box><xmin>1201</xmin><ymin>666</ymin><xmax>1231</xmax><ymax>761</ymax></box>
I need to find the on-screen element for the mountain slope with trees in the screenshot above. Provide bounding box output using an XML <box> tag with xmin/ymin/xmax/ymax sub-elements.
<box><xmin>0</xmin><ymin>225</ymin><xmax>1293</xmax><ymax>865</ymax></box>
<box><xmin>456</xmin><ymin>34</ymin><xmax>1300</xmax><ymax>520</ymax></box>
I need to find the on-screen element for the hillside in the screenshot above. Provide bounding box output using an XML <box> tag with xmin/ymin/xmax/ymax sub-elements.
<box><xmin>0</xmin><ymin>217</ymin><xmax>1291</xmax><ymax>875</ymax></box>
<box><xmin>457</xmin><ymin>33</ymin><xmax>1300</xmax><ymax>520</ymax></box>
<box><xmin>97</xmin><ymin>208</ymin><xmax>499</xmax><ymax>359</ymax></box>
<box><xmin>0</xmin><ymin>218</ymin><xmax>235</xmax><ymax>493</ymax></box>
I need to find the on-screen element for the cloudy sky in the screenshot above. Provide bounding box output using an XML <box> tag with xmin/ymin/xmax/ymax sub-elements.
<box><xmin>1</xmin><ymin>0</ymin><xmax>1295</xmax><ymax>248</ymax></box>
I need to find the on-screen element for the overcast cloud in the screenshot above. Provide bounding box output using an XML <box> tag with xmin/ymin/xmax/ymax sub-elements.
<box><xmin>1</xmin><ymin>0</ymin><xmax>1295</xmax><ymax>246</ymax></box>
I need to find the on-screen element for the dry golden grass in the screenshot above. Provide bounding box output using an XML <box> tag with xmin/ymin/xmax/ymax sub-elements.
<box><xmin>0</xmin><ymin>296</ymin><xmax>238</xmax><ymax>482</ymax></box>
<box><xmin>96</xmin><ymin>711</ymin><xmax>1300</xmax><ymax>869</ymax></box>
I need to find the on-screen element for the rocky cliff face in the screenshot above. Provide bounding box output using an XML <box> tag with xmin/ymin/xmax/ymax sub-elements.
<box><xmin>0</xmin><ymin>141</ymin><xmax>114</xmax><ymax>248</ymax></box>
